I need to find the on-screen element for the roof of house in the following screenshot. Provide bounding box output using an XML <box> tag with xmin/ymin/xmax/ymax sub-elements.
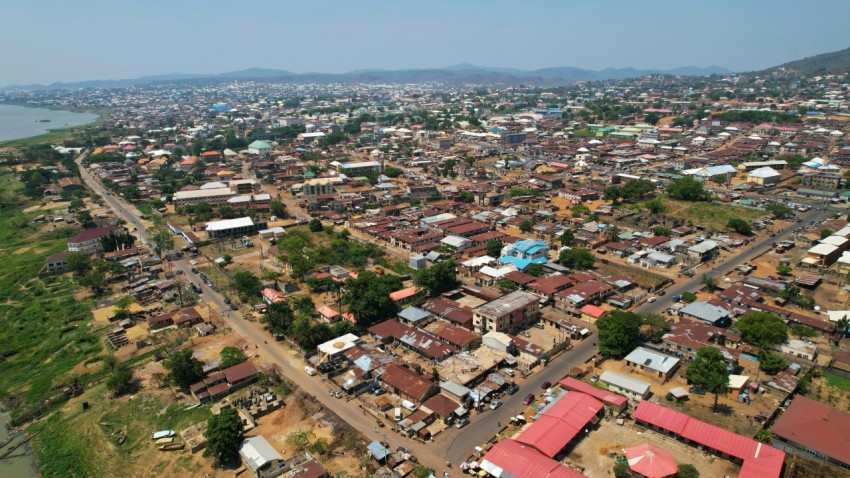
<box><xmin>389</xmin><ymin>286</ymin><xmax>421</xmax><ymax>302</ymax></box>
<box><xmin>558</xmin><ymin>377</ymin><xmax>628</xmax><ymax>408</ymax></box>
<box><xmin>239</xmin><ymin>436</ymin><xmax>282</xmax><ymax>471</ymax></box>
<box><xmin>367</xmin><ymin>319</ymin><xmax>456</xmax><ymax>360</ymax></box>
<box><xmin>772</xmin><ymin>395</ymin><xmax>850</xmax><ymax>466</ymax></box>
<box><xmin>623</xmin><ymin>346</ymin><xmax>680</xmax><ymax>374</ymax></box>
<box><xmin>481</xmin><ymin>439</ymin><xmax>587</xmax><ymax>478</ymax></box>
<box><xmin>634</xmin><ymin>401</ymin><xmax>784</xmax><ymax>478</ymax></box>
<box><xmin>515</xmin><ymin>392</ymin><xmax>603</xmax><ymax>457</ymax></box>
<box><xmin>205</xmin><ymin>216</ymin><xmax>254</xmax><ymax>232</ymax></box>
<box><xmin>68</xmin><ymin>225</ymin><xmax>123</xmax><ymax>244</ymax></box>
<box><xmin>579</xmin><ymin>304</ymin><xmax>607</xmax><ymax>319</ymax></box>
<box><xmin>475</xmin><ymin>290</ymin><xmax>539</xmax><ymax>318</ymax></box>
<box><xmin>421</xmin><ymin>394</ymin><xmax>460</xmax><ymax>418</ymax></box>
<box><xmin>599</xmin><ymin>370</ymin><xmax>651</xmax><ymax>395</ymax></box>
<box><xmin>679</xmin><ymin>301</ymin><xmax>731</xmax><ymax>324</ymax></box>
<box><xmin>379</xmin><ymin>364</ymin><xmax>435</xmax><ymax>402</ymax></box>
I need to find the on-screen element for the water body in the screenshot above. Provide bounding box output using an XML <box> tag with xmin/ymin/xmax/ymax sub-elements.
<box><xmin>0</xmin><ymin>104</ymin><xmax>98</xmax><ymax>142</ymax></box>
<box><xmin>0</xmin><ymin>406</ymin><xmax>38</xmax><ymax>478</ymax></box>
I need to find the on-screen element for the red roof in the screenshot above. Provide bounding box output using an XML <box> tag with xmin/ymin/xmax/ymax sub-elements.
<box><xmin>558</xmin><ymin>377</ymin><xmax>627</xmax><ymax>409</ymax></box>
<box><xmin>482</xmin><ymin>439</ymin><xmax>586</xmax><ymax>478</ymax></box>
<box><xmin>634</xmin><ymin>401</ymin><xmax>784</xmax><ymax>478</ymax></box>
<box><xmin>390</xmin><ymin>286</ymin><xmax>421</xmax><ymax>302</ymax></box>
<box><xmin>516</xmin><ymin>392</ymin><xmax>603</xmax><ymax>457</ymax></box>
<box><xmin>579</xmin><ymin>304</ymin><xmax>607</xmax><ymax>319</ymax></box>
<box><xmin>624</xmin><ymin>443</ymin><xmax>678</xmax><ymax>478</ymax></box>
<box><xmin>771</xmin><ymin>395</ymin><xmax>850</xmax><ymax>466</ymax></box>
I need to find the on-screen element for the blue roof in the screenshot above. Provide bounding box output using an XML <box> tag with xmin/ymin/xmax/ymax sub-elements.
<box><xmin>513</xmin><ymin>239</ymin><xmax>547</xmax><ymax>255</ymax></box>
<box><xmin>499</xmin><ymin>255</ymin><xmax>547</xmax><ymax>271</ymax></box>
<box><xmin>367</xmin><ymin>440</ymin><xmax>389</xmax><ymax>460</ymax></box>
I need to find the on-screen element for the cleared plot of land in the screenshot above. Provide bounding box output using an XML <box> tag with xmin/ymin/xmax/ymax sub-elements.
<box><xmin>662</xmin><ymin>199</ymin><xmax>765</xmax><ymax>231</ymax></box>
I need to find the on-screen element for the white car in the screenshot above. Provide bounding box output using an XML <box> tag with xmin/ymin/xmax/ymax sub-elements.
<box><xmin>490</xmin><ymin>400</ymin><xmax>502</xmax><ymax>410</ymax></box>
<box><xmin>647</xmin><ymin>297</ymin><xmax>657</xmax><ymax>303</ymax></box>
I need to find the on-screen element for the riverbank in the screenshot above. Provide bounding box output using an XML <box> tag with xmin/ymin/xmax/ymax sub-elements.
<box><xmin>0</xmin><ymin>104</ymin><xmax>107</xmax><ymax>149</ymax></box>
<box><xmin>0</xmin><ymin>405</ymin><xmax>38</xmax><ymax>478</ymax></box>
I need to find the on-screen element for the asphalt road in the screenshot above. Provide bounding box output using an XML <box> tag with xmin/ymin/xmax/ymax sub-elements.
<box><xmin>635</xmin><ymin>207</ymin><xmax>835</xmax><ymax>315</ymax></box>
<box><xmin>76</xmin><ymin>153</ymin><xmax>601</xmax><ymax>475</ymax></box>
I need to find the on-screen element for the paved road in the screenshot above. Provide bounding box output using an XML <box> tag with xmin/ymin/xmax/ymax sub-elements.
<box><xmin>635</xmin><ymin>207</ymin><xmax>835</xmax><ymax>315</ymax></box>
<box><xmin>77</xmin><ymin>154</ymin><xmax>600</xmax><ymax>475</ymax></box>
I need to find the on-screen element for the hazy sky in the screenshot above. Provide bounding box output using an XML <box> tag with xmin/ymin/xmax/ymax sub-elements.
<box><xmin>2</xmin><ymin>0</ymin><xmax>850</xmax><ymax>85</ymax></box>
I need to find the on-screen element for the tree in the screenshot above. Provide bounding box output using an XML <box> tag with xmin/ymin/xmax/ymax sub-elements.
<box><xmin>605</xmin><ymin>225</ymin><xmax>621</xmax><ymax>242</ymax></box>
<box><xmin>308</xmin><ymin>218</ymin><xmax>323</xmax><ymax>232</ymax></box>
<box><xmin>524</xmin><ymin>263</ymin><xmax>545</xmax><ymax>277</ymax></box>
<box><xmin>414</xmin><ymin>260</ymin><xmax>459</xmax><ymax>297</ymax></box>
<box><xmin>205</xmin><ymin>408</ymin><xmax>244</xmax><ymax>466</ymax></box>
<box><xmin>79</xmin><ymin>269</ymin><xmax>106</xmax><ymax>293</ymax></box>
<box><xmin>264</xmin><ymin>301</ymin><xmax>295</xmax><ymax>334</ymax></box>
<box><xmin>270</xmin><ymin>199</ymin><xmax>287</xmax><ymax>218</ymax></box>
<box><xmin>151</xmin><ymin>226</ymin><xmax>175</xmax><ymax>259</ymax></box>
<box><xmin>645</xmin><ymin>197</ymin><xmax>667</xmax><ymax>214</ymax></box>
<box><xmin>640</xmin><ymin>313</ymin><xmax>671</xmax><ymax>342</ymax></box>
<box><xmin>106</xmin><ymin>362</ymin><xmax>134</xmax><ymax>396</ymax></box>
<box><xmin>613</xmin><ymin>460</ymin><xmax>631</xmax><ymax>478</ymax></box>
<box><xmin>736</xmin><ymin>312</ymin><xmax>788</xmax><ymax>348</ymax></box>
<box><xmin>410</xmin><ymin>465</ymin><xmax>432</xmax><ymax>478</ymax></box>
<box><xmin>341</xmin><ymin>271</ymin><xmax>401</xmax><ymax>327</ymax></box>
<box><xmin>519</xmin><ymin>220</ymin><xmax>533</xmax><ymax>233</ymax></box>
<box><xmin>666</xmin><ymin>177</ymin><xmax>710</xmax><ymax>202</ymax></box>
<box><xmin>758</xmin><ymin>352</ymin><xmax>787</xmax><ymax>375</ymax></box>
<box><xmin>114</xmin><ymin>295</ymin><xmax>135</xmax><ymax>318</ymax></box>
<box><xmin>66</xmin><ymin>252</ymin><xmax>92</xmax><ymax>274</ymax></box>
<box><xmin>604</xmin><ymin>187</ymin><xmax>621</xmax><ymax>204</ymax></box>
<box><xmin>68</xmin><ymin>198</ymin><xmax>85</xmax><ymax>212</ymax></box>
<box><xmin>597</xmin><ymin>310</ymin><xmax>642</xmax><ymax>358</ymax></box>
<box><xmin>486</xmin><ymin>240</ymin><xmax>503</xmax><ymax>257</ymax></box>
<box><xmin>233</xmin><ymin>271</ymin><xmax>262</xmax><ymax>300</ymax></box>
<box><xmin>571</xmin><ymin>204</ymin><xmax>591</xmax><ymax>217</ymax></box>
<box><xmin>727</xmin><ymin>218</ymin><xmax>753</xmax><ymax>235</ymax></box>
<box><xmin>77</xmin><ymin>210</ymin><xmax>96</xmax><ymax>227</ymax></box>
<box><xmin>653</xmin><ymin>226</ymin><xmax>672</xmax><ymax>237</ymax></box>
<box><xmin>681</xmin><ymin>292</ymin><xmax>697</xmax><ymax>303</ymax></box>
<box><xmin>559</xmin><ymin>230</ymin><xmax>575</xmax><ymax>247</ymax></box>
<box><xmin>686</xmin><ymin>347</ymin><xmax>730</xmax><ymax>412</ymax></box>
<box><xmin>776</xmin><ymin>264</ymin><xmax>793</xmax><ymax>276</ymax></box>
<box><xmin>820</xmin><ymin>228</ymin><xmax>834</xmax><ymax>239</ymax></box>
<box><xmin>676</xmin><ymin>464</ymin><xmax>700</xmax><ymax>478</ymax></box>
<box><xmin>458</xmin><ymin>191</ymin><xmax>474</xmax><ymax>203</ymax></box>
<box><xmin>559</xmin><ymin>248</ymin><xmax>595</xmax><ymax>269</ymax></box>
<box><xmin>754</xmin><ymin>430</ymin><xmax>774</xmax><ymax>445</ymax></box>
<box><xmin>495</xmin><ymin>279</ymin><xmax>517</xmax><ymax>292</ymax></box>
<box><xmin>700</xmin><ymin>274</ymin><xmax>716</xmax><ymax>292</ymax></box>
<box><xmin>164</xmin><ymin>349</ymin><xmax>204</xmax><ymax>388</ymax></box>
<box><xmin>220</xmin><ymin>346</ymin><xmax>248</xmax><ymax>368</ymax></box>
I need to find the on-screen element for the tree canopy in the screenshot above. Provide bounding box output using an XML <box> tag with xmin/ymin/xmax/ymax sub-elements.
<box><xmin>559</xmin><ymin>248</ymin><xmax>596</xmax><ymax>269</ymax></box>
<box><xmin>205</xmin><ymin>408</ymin><xmax>244</xmax><ymax>466</ymax></box>
<box><xmin>666</xmin><ymin>177</ymin><xmax>711</xmax><ymax>202</ymax></box>
<box><xmin>736</xmin><ymin>312</ymin><xmax>788</xmax><ymax>349</ymax></box>
<box><xmin>414</xmin><ymin>260</ymin><xmax>459</xmax><ymax>297</ymax></box>
<box><xmin>597</xmin><ymin>310</ymin><xmax>642</xmax><ymax>358</ymax></box>
<box><xmin>341</xmin><ymin>271</ymin><xmax>402</xmax><ymax>327</ymax></box>
<box><xmin>233</xmin><ymin>271</ymin><xmax>263</xmax><ymax>301</ymax></box>
<box><xmin>727</xmin><ymin>218</ymin><xmax>753</xmax><ymax>235</ymax></box>
<box><xmin>220</xmin><ymin>346</ymin><xmax>248</xmax><ymax>368</ymax></box>
<box><xmin>164</xmin><ymin>348</ymin><xmax>205</xmax><ymax>388</ymax></box>
<box><xmin>686</xmin><ymin>347</ymin><xmax>730</xmax><ymax>411</ymax></box>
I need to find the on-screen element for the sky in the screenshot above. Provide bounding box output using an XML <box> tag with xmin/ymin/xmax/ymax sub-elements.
<box><xmin>2</xmin><ymin>0</ymin><xmax>850</xmax><ymax>86</ymax></box>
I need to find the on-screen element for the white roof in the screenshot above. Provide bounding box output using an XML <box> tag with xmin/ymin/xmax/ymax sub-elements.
<box><xmin>441</xmin><ymin>235</ymin><xmax>471</xmax><ymax>247</ymax></box>
<box><xmin>827</xmin><ymin>310</ymin><xmax>850</xmax><ymax>322</ymax></box>
<box><xmin>748</xmin><ymin>166</ymin><xmax>781</xmax><ymax>178</ymax></box>
<box><xmin>820</xmin><ymin>235</ymin><xmax>849</xmax><ymax>247</ymax></box>
<box><xmin>623</xmin><ymin>346</ymin><xmax>680</xmax><ymax>374</ymax></box>
<box><xmin>462</xmin><ymin>255</ymin><xmax>495</xmax><ymax>268</ymax></box>
<box><xmin>317</xmin><ymin>333</ymin><xmax>360</xmax><ymax>356</ymax></box>
<box><xmin>600</xmin><ymin>370</ymin><xmax>650</xmax><ymax>395</ymax></box>
<box><xmin>173</xmin><ymin>188</ymin><xmax>233</xmax><ymax>200</ymax></box>
<box><xmin>205</xmin><ymin>216</ymin><xmax>254</xmax><ymax>232</ymax></box>
<box><xmin>729</xmin><ymin>375</ymin><xmax>749</xmax><ymax>389</ymax></box>
<box><xmin>239</xmin><ymin>436</ymin><xmax>283</xmax><ymax>471</ymax></box>
<box><xmin>808</xmin><ymin>243</ymin><xmax>838</xmax><ymax>256</ymax></box>
<box><xmin>689</xmin><ymin>240</ymin><xmax>719</xmax><ymax>253</ymax></box>
<box><xmin>200</xmin><ymin>181</ymin><xmax>228</xmax><ymax>189</ymax></box>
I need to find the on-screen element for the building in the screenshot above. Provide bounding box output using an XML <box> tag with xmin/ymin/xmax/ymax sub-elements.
<box><xmin>473</xmin><ymin>290</ymin><xmax>540</xmax><ymax>334</ymax></box>
<box><xmin>206</xmin><ymin>217</ymin><xmax>258</xmax><ymax>239</ymax></box>
<box><xmin>189</xmin><ymin>361</ymin><xmax>258</xmax><ymax>402</ymax></box>
<box><xmin>772</xmin><ymin>395</ymin><xmax>850</xmax><ymax>470</ymax></box>
<box><xmin>747</xmin><ymin>167</ymin><xmax>782</xmax><ymax>186</ymax></box>
<box><xmin>67</xmin><ymin>225</ymin><xmax>126</xmax><ymax>253</ymax></box>
<box><xmin>558</xmin><ymin>377</ymin><xmax>628</xmax><ymax>412</ymax></box>
<box><xmin>802</xmin><ymin>172</ymin><xmax>844</xmax><ymax>191</ymax></box>
<box><xmin>440</xmin><ymin>235</ymin><xmax>473</xmax><ymax>253</ymax></box>
<box><xmin>679</xmin><ymin>301</ymin><xmax>732</xmax><ymax>327</ymax></box>
<box><xmin>623</xmin><ymin>346</ymin><xmax>680</xmax><ymax>382</ymax></box>
<box><xmin>41</xmin><ymin>252</ymin><xmax>70</xmax><ymax>275</ymax></box>
<box><xmin>481</xmin><ymin>439</ymin><xmax>586</xmax><ymax>478</ymax></box>
<box><xmin>599</xmin><ymin>370</ymin><xmax>651</xmax><ymax>401</ymax></box>
<box><xmin>633</xmin><ymin>401</ymin><xmax>785</xmax><ymax>478</ymax></box>
<box><xmin>331</xmin><ymin>160</ymin><xmax>381</xmax><ymax>176</ymax></box>
<box><xmin>173</xmin><ymin>187</ymin><xmax>235</xmax><ymax>207</ymax></box>
<box><xmin>378</xmin><ymin>364</ymin><xmax>437</xmax><ymax>405</ymax></box>
<box><xmin>240</xmin><ymin>436</ymin><xmax>285</xmax><ymax>478</ymax></box>
<box><xmin>499</xmin><ymin>239</ymin><xmax>548</xmax><ymax>270</ymax></box>
<box><xmin>515</xmin><ymin>392</ymin><xmax>604</xmax><ymax>458</ymax></box>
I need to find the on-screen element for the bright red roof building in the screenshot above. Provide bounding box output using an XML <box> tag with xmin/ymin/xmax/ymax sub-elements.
<box><xmin>559</xmin><ymin>377</ymin><xmax>628</xmax><ymax>410</ymax></box>
<box><xmin>624</xmin><ymin>443</ymin><xmax>678</xmax><ymax>478</ymax></box>
<box><xmin>481</xmin><ymin>439</ymin><xmax>586</xmax><ymax>478</ymax></box>
<box><xmin>516</xmin><ymin>392</ymin><xmax>603</xmax><ymax>457</ymax></box>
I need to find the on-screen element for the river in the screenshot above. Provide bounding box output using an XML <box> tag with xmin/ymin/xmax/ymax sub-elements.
<box><xmin>0</xmin><ymin>104</ymin><xmax>98</xmax><ymax>142</ymax></box>
<box><xmin>0</xmin><ymin>405</ymin><xmax>38</xmax><ymax>478</ymax></box>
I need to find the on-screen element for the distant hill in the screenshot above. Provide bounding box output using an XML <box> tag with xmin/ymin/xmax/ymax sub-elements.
<box><xmin>1</xmin><ymin>64</ymin><xmax>732</xmax><ymax>90</ymax></box>
<box><xmin>767</xmin><ymin>46</ymin><xmax>850</xmax><ymax>75</ymax></box>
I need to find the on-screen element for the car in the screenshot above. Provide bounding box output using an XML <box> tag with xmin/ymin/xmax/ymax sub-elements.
<box><xmin>506</xmin><ymin>384</ymin><xmax>519</xmax><ymax>395</ymax></box>
<box><xmin>658</xmin><ymin>290</ymin><xmax>666</xmax><ymax>296</ymax></box>
<box><xmin>191</xmin><ymin>267</ymin><xmax>198</xmax><ymax>274</ymax></box>
<box><xmin>372</xmin><ymin>387</ymin><xmax>386</xmax><ymax>396</ymax></box>
<box><xmin>501</xmin><ymin>368</ymin><xmax>515</xmax><ymax>377</ymax></box>
<box><xmin>304</xmin><ymin>366</ymin><xmax>317</xmax><ymax>376</ymax></box>
<box><xmin>229</xmin><ymin>303</ymin><xmax>238</xmax><ymax>311</ymax></box>
<box><xmin>489</xmin><ymin>400</ymin><xmax>502</xmax><ymax>410</ymax></box>
<box><xmin>647</xmin><ymin>296</ymin><xmax>657</xmax><ymax>303</ymax></box>
<box><xmin>689</xmin><ymin>386</ymin><xmax>706</xmax><ymax>395</ymax></box>
<box><xmin>523</xmin><ymin>394</ymin><xmax>535</xmax><ymax>405</ymax></box>
<box><xmin>590</xmin><ymin>374</ymin><xmax>600</xmax><ymax>383</ymax></box>
<box><xmin>454</xmin><ymin>418</ymin><xmax>469</xmax><ymax>429</ymax></box>
<box><xmin>223</xmin><ymin>298</ymin><xmax>231</xmax><ymax>305</ymax></box>
<box><xmin>541</xmin><ymin>381</ymin><xmax>552</xmax><ymax>390</ymax></box>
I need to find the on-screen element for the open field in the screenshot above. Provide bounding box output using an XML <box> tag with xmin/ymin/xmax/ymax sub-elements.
<box><xmin>662</xmin><ymin>199</ymin><xmax>765</xmax><ymax>231</ymax></box>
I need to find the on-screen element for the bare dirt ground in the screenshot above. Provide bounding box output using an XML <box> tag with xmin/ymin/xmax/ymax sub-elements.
<box><xmin>568</xmin><ymin>418</ymin><xmax>740</xmax><ymax>478</ymax></box>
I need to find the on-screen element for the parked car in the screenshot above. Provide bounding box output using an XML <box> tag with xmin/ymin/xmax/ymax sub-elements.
<box><xmin>304</xmin><ymin>366</ymin><xmax>317</xmax><ymax>376</ymax></box>
<box><xmin>689</xmin><ymin>386</ymin><xmax>706</xmax><ymax>395</ymax></box>
<box><xmin>454</xmin><ymin>418</ymin><xmax>469</xmax><ymax>429</ymax></box>
<box><xmin>590</xmin><ymin>374</ymin><xmax>600</xmax><ymax>383</ymax></box>
<box><xmin>506</xmin><ymin>384</ymin><xmax>519</xmax><ymax>395</ymax></box>
<box><xmin>490</xmin><ymin>400</ymin><xmax>502</xmax><ymax>410</ymax></box>
<box><xmin>647</xmin><ymin>296</ymin><xmax>657</xmax><ymax>303</ymax></box>
<box><xmin>523</xmin><ymin>393</ymin><xmax>535</xmax><ymax>405</ymax></box>
<box><xmin>540</xmin><ymin>381</ymin><xmax>552</xmax><ymax>390</ymax></box>
<box><xmin>229</xmin><ymin>303</ymin><xmax>238</xmax><ymax>311</ymax></box>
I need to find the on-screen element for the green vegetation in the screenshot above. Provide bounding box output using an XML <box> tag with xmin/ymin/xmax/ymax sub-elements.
<box><xmin>666</xmin><ymin>177</ymin><xmax>711</xmax><ymax>202</ymax></box>
<box><xmin>596</xmin><ymin>310</ymin><xmax>641</xmax><ymax>358</ymax></box>
<box><xmin>662</xmin><ymin>199</ymin><xmax>763</xmax><ymax>231</ymax></box>
<box><xmin>686</xmin><ymin>347</ymin><xmax>730</xmax><ymax>412</ymax></box>
<box><xmin>715</xmin><ymin>110</ymin><xmax>800</xmax><ymax>124</ymax></box>
<box><xmin>164</xmin><ymin>348</ymin><xmax>205</xmax><ymax>388</ymax></box>
<box><xmin>341</xmin><ymin>271</ymin><xmax>402</xmax><ymax>327</ymax></box>
<box><xmin>773</xmin><ymin>46</ymin><xmax>850</xmax><ymax>75</ymax></box>
<box><xmin>604</xmin><ymin>179</ymin><xmax>656</xmax><ymax>204</ymax></box>
<box><xmin>205</xmin><ymin>408</ymin><xmax>244</xmax><ymax>466</ymax></box>
<box><xmin>559</xmin><ymin>248</ymin><xmax>595</xmax><ymax>269</ymax></box>
<box><xmin>823</xmin><ymin>371</ymin><xmax>850</xmax><ymax>391</ymax></box>
<box><xmin>486</xmin><ymin>240</ymin><xmax>503</xmax><ymax>257</ymax></box>
<box><xmin>676</xmin><ymin>464</ymin><xmax>701</xmax><ymax>478</ymax></box>
<box><xmin>758</xmin><ymin>352</ymin><xmax>787</xmax><ymax>375</ymax></box>
<box><xmin>414</xmin><ymin>260</ymin><xmax>459</xmax><ymax>297</ymax></box>
<box><xmin>727</xmin><ymin>218</ymin><xmax>753</xmax><ymax>235</ymax></box>
<box><xmin>682</xmin><ymin>292</ymin><xmax>697</xmax><ymax>303</ymax></box>
<box><xmin>220</xmin><ymin>346</ymin><xmax>248</xmax><ymax>368</ymax></box>
<box><xmin>735</xmin><ymin>312</ymin><xmax>788</xmax><ymax>348</ymax></box>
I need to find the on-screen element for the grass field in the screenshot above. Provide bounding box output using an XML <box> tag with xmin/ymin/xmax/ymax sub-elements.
<box><xmin>663</xmin><ymin>199</ymin><xmax>765</xmax><ymax>231</ymax></box>
<box><xmin>0</xmin><ymin>169</ymin><xmax>100</xmax><ymax>413</ymax></box>
<box><xmin>28</xmin><ymin>384</ymin><xmax>211</xmax><ymax>477</ymax></box>
<box><xmin>823</xmin><ymin>371</ymin><xmax>850</xmax><ymax>391</ymax></box>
